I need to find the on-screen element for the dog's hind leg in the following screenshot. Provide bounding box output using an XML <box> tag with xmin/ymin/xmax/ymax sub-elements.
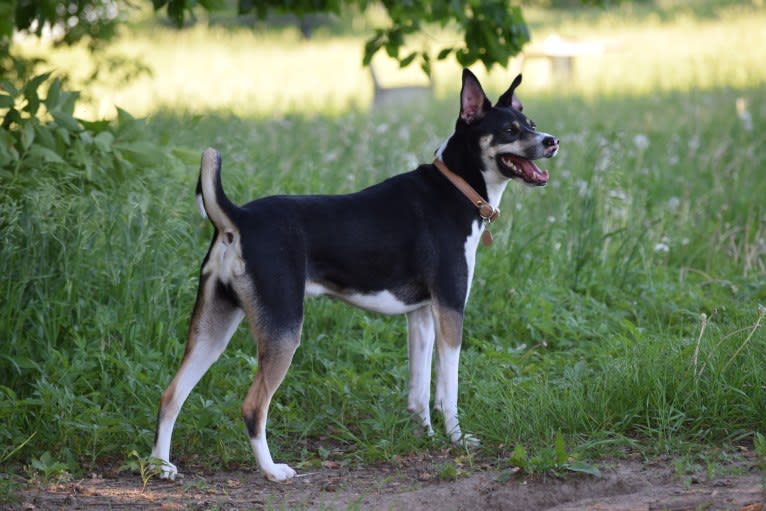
<box><xmin>241</xmin><ymin>324</ymin><xmax>301</xmax><ymax>482</ymax></box>
<box><xmin>433</xmin><ymin>304</ymin><xmax>480</xmax><ymax>447</ymax></box>
<box><xmin>406</xmin><ymin>306</ymin><xmax>435</xmax><ymax>436</ymax></box>
<box><xmin>151</xmin><ymin>276</ymin><xmax>244</xmax><ymax>479</ymax></box>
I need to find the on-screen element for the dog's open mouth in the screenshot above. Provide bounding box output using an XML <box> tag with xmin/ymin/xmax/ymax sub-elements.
<box><xmin>499</xmin><ymin>155</ymin><xmax>549</xmax><ymax>186</ymax></box>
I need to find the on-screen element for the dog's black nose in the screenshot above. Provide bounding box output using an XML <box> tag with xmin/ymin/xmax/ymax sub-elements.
<box><xmin>543</xmin><ymin>136</ymin><xmax>558</xmax><ymax>147</ymax></box>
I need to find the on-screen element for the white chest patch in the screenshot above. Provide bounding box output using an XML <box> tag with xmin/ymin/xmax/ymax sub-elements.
<box><xmin>305</xmin><ymin>282</ymin><xmax>428</xmax><ymax>315</ymax></box>
<box><xmin>463</xmin><ymin>222</ymin><xmax>483</xmax><ymax>305</ymax></box>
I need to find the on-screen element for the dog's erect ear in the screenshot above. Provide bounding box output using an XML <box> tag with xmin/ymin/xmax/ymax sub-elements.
<box><xmin>496</xmin><ymin>74</ymin><xmax>524</xmax><ymax>111</ymax></box>
<box><xmin>460</xmin><ymin>69</ymin><xmax>491</xmax><ymax>124</ymax></box>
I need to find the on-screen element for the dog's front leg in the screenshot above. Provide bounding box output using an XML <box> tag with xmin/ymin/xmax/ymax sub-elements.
<box><xmin>433</xmin><ymin>305</ymin><xmax>480</xmax><ymax>447</ymax></box>
<box><xmin>406</xmin><ymin>306</ymin><xmax>436</xmax><ymax>436</ymax></box>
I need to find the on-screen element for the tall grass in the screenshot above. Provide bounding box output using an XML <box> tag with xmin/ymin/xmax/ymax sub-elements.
<box><xmin>2</xmin><ymin>1</ymin><xmax>765</xmax><ymax>483</ymax></box>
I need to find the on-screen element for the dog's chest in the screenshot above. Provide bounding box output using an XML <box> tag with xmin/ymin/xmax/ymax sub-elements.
<box><xmin>462</xmin><ymin>221</ymin><xmax>483</xmax><ymax>304</ymax></box>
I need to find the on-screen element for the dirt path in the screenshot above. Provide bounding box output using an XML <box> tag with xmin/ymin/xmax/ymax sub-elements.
<box><xmin>16</xmin><ymin>451</ymin><xmax>765</xmax><ymax>510</ymax></box>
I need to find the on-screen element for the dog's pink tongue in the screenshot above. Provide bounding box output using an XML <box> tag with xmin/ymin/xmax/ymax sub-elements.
<box><xmin>509</xmin><ymin>156</ymin><xmax>549</xmax><ymax>185</ymax></box>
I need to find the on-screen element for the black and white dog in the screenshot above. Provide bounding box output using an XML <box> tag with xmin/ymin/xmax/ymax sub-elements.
<box><xmin>151</xmin><ymin>69</ymin><xmax>559</xmax><ymax>482</ymax></box>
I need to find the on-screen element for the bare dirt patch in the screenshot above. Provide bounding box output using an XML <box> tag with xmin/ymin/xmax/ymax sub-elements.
<box><xmin>15</xmin><ymin>450</ymin><xmax>765</xmax><ymax>510</ymax></box>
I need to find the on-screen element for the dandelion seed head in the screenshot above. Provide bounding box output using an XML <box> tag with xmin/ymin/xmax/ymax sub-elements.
<box><xmin>633</xmin><ymin>134</ymin><xmax>650</xmax><ymax>151</ymax></box>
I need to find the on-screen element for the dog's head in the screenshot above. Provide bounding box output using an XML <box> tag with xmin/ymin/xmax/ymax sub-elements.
<box><xmin>452</xmin><ymin>69</ymin><xmax>559</xmax><ymax>187</ymax></box>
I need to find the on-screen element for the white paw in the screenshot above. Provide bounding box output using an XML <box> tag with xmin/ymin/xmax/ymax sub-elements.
<box><xmin>153</xmin><ymin>460</ymin><xmax>178</xmax><ymax>480</ymax></box>
<box><xmin>413</xmin><ymin>421</ymin><xmax>435</xmax><ymax>438</ymax></box>
<box><xmin>263</xmin><ymin>463</ymin><xmax>296</xmax><ymax>482</ymax></box>
<box><xmin>461</xmin><ymin>433</ymin><xmax>481</xmax><ymax>448</ymax></box>
<box><xmin>451</xmin><ymin>432</ymin><xmax>481</xmax><ymax>448</ymax></box>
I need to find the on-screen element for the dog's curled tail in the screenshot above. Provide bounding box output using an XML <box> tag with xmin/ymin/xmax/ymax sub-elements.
<box><xmin>196</xmin><ymin>148</ymin><xmax>238</xmax><ymax>232</ymax></box>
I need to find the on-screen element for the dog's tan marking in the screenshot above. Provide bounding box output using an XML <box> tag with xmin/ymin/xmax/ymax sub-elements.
<box><xmin>432</xmin><ymin>304</ymin><xmax>475</xmax><ymax>445</ymax></box>
<box><xmin>433</xmin><ymin>306</ymin><xmax>464</xmax><ymax>349</ymax></box>
<box><xmin>242</xmin><ymin>328</ymin><xmax>301</xmax><ymax>482</ymax></box>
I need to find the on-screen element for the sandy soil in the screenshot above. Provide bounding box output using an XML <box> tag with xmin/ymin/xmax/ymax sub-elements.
<box><xmin>15</xmin><ymin>450</ymin><xmax>765</xmax><ymax>510</ymax></box>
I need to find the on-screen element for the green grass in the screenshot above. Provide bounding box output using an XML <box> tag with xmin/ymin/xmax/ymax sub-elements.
<box><xmin>2</xmin><ymin>0</ymin><xmax>766</xmax><ymax>491</ymax></box>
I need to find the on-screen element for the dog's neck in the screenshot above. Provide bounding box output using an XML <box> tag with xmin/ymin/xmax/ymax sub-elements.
<box><xmin>435</xmin><ymin>135</ymin><xmax>509</xmax><ymax>210</ymax></box>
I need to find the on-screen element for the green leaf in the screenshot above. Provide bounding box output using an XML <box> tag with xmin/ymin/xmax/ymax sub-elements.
<box><xmin>2</xmin><ymin>108</ymin><xmax>21</xmax><ymax>129</ymax></box>
<box><xmin>421</xmin><ymin>58</ymin><xmax>431</xmax><ymax>77</ymax></box>
<box><xmin>80</xmin><ymin>119</ymin><xmax>111</xmax><ymax>132</ymax></box>
<box><xmin>51</xmin><ymin>111</ymin><xmax>81</xmax><ymax>132</ymax></box>
<box><xmin>565</xmin><ymin>461</ymin><xmax>602</xmax><ymax>478</ymax></box>
<box><xmin>94</xmin><ymin>131</ymin><xmax>114</xmax><ymax>152</ymax></box>
<box><xmin>33</xmin><ymin>123</ymin><xmax>56</xmax><ymax>149</ymax></box>
<box><xmin>58</xmin><ymin>90</ymin><xmax>80</xmax><ymax>116</ymax></box>
<box><xmin>21</xmin><ymin>122</ymin><xmax>35</xmax><ymax>151</ymax></box>
<box><xmin>1</xmin><ymin>80</ymin><xmax>18</xmax><ymax>96</ymax></box>
<box><xmin>437</xmin><ymin>47</ymin><xmax>453</xmax><ymax>60</ymax></box>
<box><xmin>116</xmin><ymin>107</ymin><xmax>136</xmax><ymax>125</ymax></box>
<box><xmin>495</xmin><ymin>469</ymin><xmax>515</xmax><ymax>483</ymax></box>
<box><xmin>363</xmin><ymin>33</ymin><xmax>385</xmax><ymax>66</ymax></box>
<box><xmin>171</xmin><ymin>145</ymin><xmax>201</xmax><ymax>163</ymax></box>
<box><xmin>509</xmin><ymin>444</ymin><xmax>528</xmax><ymax>468</ymax></box>
<box><xmin>22</xmin><ymin>72</ymin><xmax>52</xmax><ymax>98</ymax></box>
<box><xmin>0</xmin><ymin>3</ymin><xmax>13</xmax><ymax>39</ymax></box>
<box><xmin>0</xmin><ymin>94</ymin><xmax>14</xmax><ymax>109</ymax></box>
<box><xmin>27</xmin><ymin>145</ymin><xmax>65</xmax><ymax>164</ymax></box>
<box><xmin>554</xmin><ymin>431</ymin><xmax>567</xmax><ymax>465</ymax></box>
<box><xmin>21</xmin><ymin>73</ymin><xmax>53</xmax><ymax>116</ymax></box>
<box><xmin>45</xmin><ymin>78</ymin><xmax>62</xmax><ymax>109</ymax></box>
<box><xmin>399</xmin><ymin>52</ymin><xmax>417</xmax><ymax>68</ymax></box>
<box><xmin>0</xmin><ymin>129</ymin><xmax>17</xmax><ymax>165</ymax></box>
<box><xmin>55</xmin><ymin>126</ymin><xmax>71</xmax><ymax>146</ymax></box>
<box><xmin>114</xmin><ymin>141</ymin><xmax>167</xmax><ymax>167</ymax></box>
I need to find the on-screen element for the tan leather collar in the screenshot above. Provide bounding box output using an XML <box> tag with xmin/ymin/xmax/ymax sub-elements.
<box><xmin>433</xmin><ymin>159</ymin><xmax>499</xmax><ymax>223</ymax></box>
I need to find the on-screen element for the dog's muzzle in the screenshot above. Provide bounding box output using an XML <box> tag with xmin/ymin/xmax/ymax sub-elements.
<box><xmin>498</xmin><ymin>154</ymin><xmax>550</xmax><ymax>186</ymax></box>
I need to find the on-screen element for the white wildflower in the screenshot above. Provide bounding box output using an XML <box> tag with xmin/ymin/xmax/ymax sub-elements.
<box><xmin>608</xmin><ymin>189</ymin><xmax>627</xmax><ymax>201</ymax></box>
<box><xmin>736</xmin><ymin>98</ymin><xmax>753</xmax><ymax>132</ymax></box>
<box><xmin>576</xmin><ymin>178</ymin><xmax>589</xmax><ymax>197</ymax></box>
<box><xmin>633</xmin><ymin>134</ymin><xmax>650</xmax><ymax>151</ymax></box>
<box><xmin>688</xmin><ymin>135</ymin><xmax>700</xmax><ymax>153</ymax></box>
<box><xmin>595</xmin><ymin>145</ymin><xmax>612</xmax><ymax>173</ymax></box>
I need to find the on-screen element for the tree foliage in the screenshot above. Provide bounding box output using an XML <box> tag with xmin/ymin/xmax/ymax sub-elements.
<box><xmin>1</xmin><ymin>0</ymin><xmax>535</xmax><ymax>79</ymax></box>
<box><xmin>168</xmin><ymin>0</ymin><xmax>531</xmax><ymax>75</ymax></box>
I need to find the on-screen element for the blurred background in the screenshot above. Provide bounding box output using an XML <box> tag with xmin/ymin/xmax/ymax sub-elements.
<box><xmin>7</xmin><ymin>0</ymin><xmax>765</xmax><ymax>118</ymax></box>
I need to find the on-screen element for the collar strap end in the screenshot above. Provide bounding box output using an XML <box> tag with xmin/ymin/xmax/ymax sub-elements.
<box><xmin>433</xmin><ymin>158</ymin><xmax>500</xmax><ymax>223</ymax></box>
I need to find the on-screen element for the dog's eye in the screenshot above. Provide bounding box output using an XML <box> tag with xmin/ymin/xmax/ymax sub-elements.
<box><xmin>505</xmin><ymin>125</ymin><xmax>519</xmax><ymax>135</ymax></box>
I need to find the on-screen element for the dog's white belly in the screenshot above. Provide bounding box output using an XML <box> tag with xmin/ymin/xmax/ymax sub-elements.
<box><xmin>305</xmin><ymin>282</ymin><xmax>428</xmax><ymax>315</ymax></box>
